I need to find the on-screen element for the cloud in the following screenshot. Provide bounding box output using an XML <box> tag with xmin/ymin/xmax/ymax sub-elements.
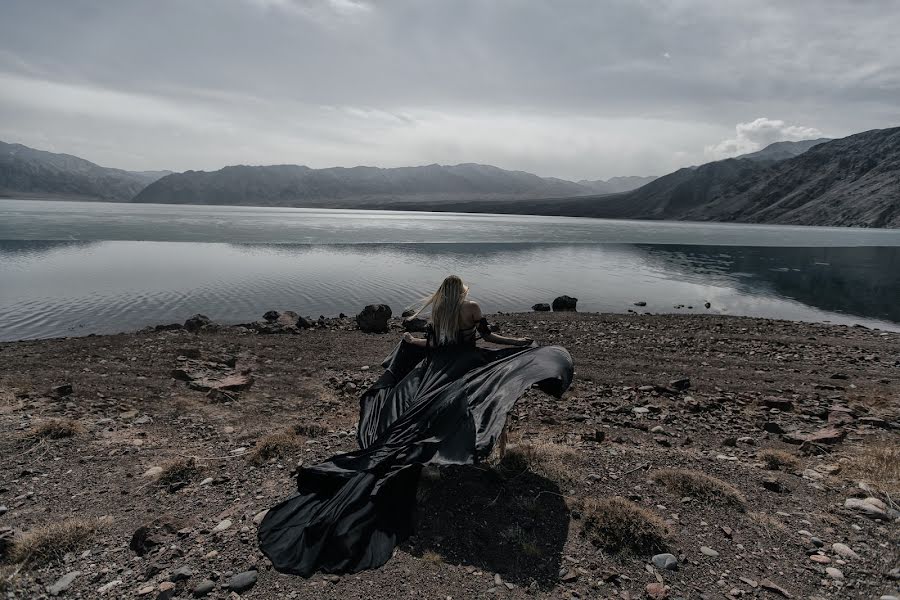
<box><xmin>704</xmin><ymin>118</ymin><xmax>825</xmax><ymax>160</ymax></box>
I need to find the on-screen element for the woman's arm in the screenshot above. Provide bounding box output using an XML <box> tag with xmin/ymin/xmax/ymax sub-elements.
<box><xmin>471</xmin><ymin>303</ymin><xmax>533</xmax><ymax>347</ymax></box>
<box><xmin>403</xmin><ymin>332</ymin><xmax>428</xmax><ymax>347</ymax></box>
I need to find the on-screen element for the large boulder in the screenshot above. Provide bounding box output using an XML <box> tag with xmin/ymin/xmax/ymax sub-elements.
<box><xmin>402</xmin><ymin>316</ymin><xmax>428</xmax><ymax>332</ymax></box>
<box><xmin>357</xmin><ymin>304</ymin><xmax>392</xmax><ymax>333</ymax></box>
<box><xmin>532</xmin><ymin>303</ymin><xmax>551</xmax><ymax>312</ymax></box>
<box><xmin>248</xmin><ymin>310</ymin><xmax>311</xmax><ymax>334</ymax></box>
<box><xmin>184</xmin><ymin>314</ymin><xmax>214</xmax><ymax>332</ymax></box>
<box><xmin>552</xmin><ymin>295</ymin><xmax>578</xmax><ymax>312</ymax></box>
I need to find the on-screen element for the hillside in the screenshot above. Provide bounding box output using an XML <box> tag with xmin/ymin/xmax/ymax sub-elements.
<box><xmin>0</xmin><ymin>141</ymin><xmax>169</xmax><ymax>201</ymax></box>
<box><xmin>452</xmin><ymin>128</ymin><xmax>900</xmax><ymax>228</ymax></box>
<box><xmin>131</xmin><ymin>163</ymin><xmax>597</xmax><ymax>206</ymax></box>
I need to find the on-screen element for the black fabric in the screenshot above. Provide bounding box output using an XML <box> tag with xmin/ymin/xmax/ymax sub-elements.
<box><xmin>258</xmin><ymin>336</ymin><xmax>574</xmax><ymax>577</ymax></box>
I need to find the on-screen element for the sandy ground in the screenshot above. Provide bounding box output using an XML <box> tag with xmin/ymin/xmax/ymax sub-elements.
<box><xmin>0</xmin><ymin>312</ymin><xmax>898</xmax><ymax>599</ymax></box>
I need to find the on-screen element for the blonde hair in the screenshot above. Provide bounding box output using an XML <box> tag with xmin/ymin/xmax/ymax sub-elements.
<box><xmin>413</xmin><ymin>275</ymin><xmax>469</xmax><ymax>345</ymax></box>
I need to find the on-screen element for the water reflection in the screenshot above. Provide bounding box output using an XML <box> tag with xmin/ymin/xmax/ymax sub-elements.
<box><xmin>1</xmin><ymin>240</ymin><xmax>898</xmax><ymax>341</ymax></box>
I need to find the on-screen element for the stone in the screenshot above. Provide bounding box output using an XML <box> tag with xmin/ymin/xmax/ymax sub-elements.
<box><xmin>0</xmin><ymin>505</ymin><xmax>7</xmax><ymax>516</ymax></box>
<box><xmin>158</xmin><ymin>581</ymin><xmax>176</xmax><ymax>600</ymax></box>
<box><xmin>831</xmin><ymin>542</ymin><xmax>859</xmax><ymax>559</ymax></box>
<box><xmin>143</xmin><ymin>466</ymin><xmax>163</xmax><ymax>478</ymax></box>
<box><xmin>532</xmin><ymin>303</ymin><xmax>551</xmax><ymax>312</ymax></box>
<box><xmin>759</xmin><ymin>579</ymin><xmax>792</xmax><ymax>598</ymax></box>
<box><xmin>551</xmin><ymin>295</ymin><xmax>578</xmax><ymax>311</ymax></box>
<box><xmin>212</xmin><ymin>519</ymin><xmax>232</xmax><ymax>533</ymax></box>
<box><xmin>129</xmin><ymin>525</ymin><xmax>165</xmax><ymax>556</ymax></box>
<box><xmin>356</xmin><ymin>304</ymin><xmax>392</xmax><ymax>333</ymax></box>
<box><xmin>193</xmin><ymin>580</ymin><xmax>216</xmax><ymax>597</ymax></box>
<box><xmin>646</xmin><ymin>582</ymin><xmax>669</xmax><ymax>599</ymax></box>
<box><xmin>402</xmin><ymin>316</ymin><xmax>428</xmax><ymax>332</ymax></box>
<box><xmin>699</xmin><ymin>546</ymin><xmax>719</xmax><ymax>557</ymax></box>
<box><xmin>50</xmin><ymin>382</ymin><xmax>74</xmax><ymax>397</ymax></box>
<box><xmin>844</xmin><ymin>497</ymin><xmax>889</xmax><ymax>519</ymax></box>
<box><xmin>824</xmin><ymin>567</ymin><xmax>844</xmax><ymax>579</ymax></box>
<box><xmin>783</xmin><ymin>427</ymin><xmax>846</xmax><ymax>446</ymax></box>
<box><xmin>761</xmin><ymin>396</ymin><xmax>793</xmax><ymax>411</ymax></box>
<box><xmin>809</xmin><ymin>554</ymin><xmax>831</xmax><ymax>564</ymax></box>
<box><xmin>171</xmin><ymin>565</ymin><xmax>193</xmax><ymax>581</ymax></box>
<box><xmin>253</xmin><ymin>509</ymin><xmax>269</xmax><ymax>524</ymax></box>
<box><xmin>137</xmin><ymin>586</ymin><xmax>155</xmax><ymax>596</ymax></box>
<box><xmin>669</xmin><ymin>377</ymin><xmax>690</xmax><ymax>391</ymax></box>
<box><xmin>184</xmin><ymin>314</ymin><xmax>213</xmax><ymax>332</ymax></box>
<box><xmin>763</xmin><ymin>422</ymin><xmax>786</xmax><ymax>434</ymax></box>
<box><xmin>227</xmin><ymin>570</ymin><xmax>258</xmax><ymax>593</ymax></box>
<box><xmin>634</xmin><ymin>301</ymin><xmax>647</xmax><ymax>307</ymax></box>
<box><xmin>48</xmin><ymin>571</ymin><xmax>81</xmax><ymax>596</ymax></box>
<box><xmin>651</xmin><ymin>553</ymin><xmax>678</xmax><ymax>570</ymax></box>
<box><xmin>762</xmin><ymin>479</ymin><xmax>786</xmax><ymax>493</ymax></box>
<box><xmin>96</xmin><ymin>580</ymin><xmax>122</xmax><ymax>594</ymax></box>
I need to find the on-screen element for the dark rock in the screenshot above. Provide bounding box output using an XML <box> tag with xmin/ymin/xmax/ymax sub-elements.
<box><xmin>154</xmin><ymin>323</ymin><xmax>184</xmax><ymax>331</ymax></box>
<box><xmin>193</xmin><ymin>580</ymin><xmax>215</xmax><ymax>597</ymax></box>
<box><xmin>401</xmin><ymin>308</ymin><xmax>417</xmax><ymax>318</ymax></box>
<box><xmin>858</xmin><ymin>416</ymin><xmax>890</xmax><ymax>429</ymax></box>
<box><xmin>0</xmin><ymin>528</ymin><xmax>16</xmax><ymax>562</ymax></box>
<box><xmin>763</xmin><ymin>421</ymin><xmax>786</xmax><ymax>434</ymax></box>
<box><xmin>184</xmin><ymin>314</ymin><xmax>213</xmax><ymax>332</ymax></box>
<box><xmin>651</xmin><ymin>553</ymin><xmax>678</xmax><ymax>570</ymax></box>
<box><xmin>356</xmin><ymin>304</ymin><xmax>392</xmax><ymax>333</ymax></box>
<box><xmin>227</xmin><ymin>570</ymin><xmax>258</xmax><ymax>593</ymax></box>
<box><xmin>634</xmin><ymin>301</ymin><xmax>647</xmax><ymax>307</ymax></box>
<box><xmin>762</xmin><ymin>479</ymin><xmax>786</xmax><ymax>493</ymax></box>
<box><xmin>532</xmin><ymin>303</ymin><xmax>551</xmax><ymax>312</ymax></box>
<box><xmin>704</xmin><ymin>301</ymin><xmax>711</xmax><ymax>309</ymax></box>
<box><xmin>262</xmin><ymin>310</ymin><xmax>280</xmax><ymax>322</ymax></box>
<box><xmin>552</xmin><ymin>295</ymin><xmax>578</xmax><ymax>311</ymax></box>
<box><xmin>402</xmin><ymin>316</ymin><xmax>428</xmax><ymax>332</ymax></box>
<box><xmin>761</xmin><ymin>396</ymin><xmax>793</xmax><ymax>411</ymax></box>
<box><xmin>50</xmin><ymin>383</ymin><xmax>73</xmax><ymax>397</ymax></box>
<box><xmin>171</xmin><ymin>565</ymin><xmax>193</xmax><ymax>582</ymax></box>
<box><xmin>830</xmin><ymin>373</ymin><xmax>849</xmax><ymax>380</ymax></box>
<box><xmin>129</xmin><ymin>526</ymin><xmax>164</xmax><ymax>556</ymax></box>
<box><xmin>669</xmin><ymin>377</ymin><xmax>691</xmax><ymax>391</ymax></box>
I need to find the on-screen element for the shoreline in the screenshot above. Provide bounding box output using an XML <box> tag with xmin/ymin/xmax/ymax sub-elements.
<box><xmin>1</xmin><ymin>312</ymin><xmax>898</xmax><ymax>598</ymax></box>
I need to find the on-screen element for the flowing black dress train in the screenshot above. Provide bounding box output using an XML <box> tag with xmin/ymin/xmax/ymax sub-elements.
<box><xmin>257</xmin><ymin>320</ymin><xmax>574</xmax><ymax>576</ymax></box>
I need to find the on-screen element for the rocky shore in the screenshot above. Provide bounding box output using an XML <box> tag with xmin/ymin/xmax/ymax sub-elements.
<box><xmin>0</xmin><ymin>312</ymin><xmax>898</xmax><ymax>599</ymax></box>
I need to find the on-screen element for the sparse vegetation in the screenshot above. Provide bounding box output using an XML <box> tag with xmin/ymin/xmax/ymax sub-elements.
<box><xmin>580</xmin><ymin>497</ymin><xmax>669</xmax><ymax>554</ymax></box>
<box><xmin>250</xmin><ymin>430</ymin><xmax>306</xmax><ymax>463</ymax></box>
<box><xmin>653</xmin><ymin>468</ymin><xmax>746</xmax><ymax>510</ymax></box>
<box><xmin>6</xmin><ymin>518</ymin><xmax>102</xmax><ymax>566</ymax></box>
<box><xmin>0</xmin><ymin>566</ymin><xmax>18</xmax><ymax>592</ymax></box>
<box><xmin>292</xmin><ymin>423</ymin><xmax>328</xmax><ymax>438</ymax></box>
<box><xmin>846</xmin><ymin>442</ymin><xmax>900</xmax><ymax>494</ymax></box>
<box><xmin>155</xmin><ymin>456</ymin><xmax>203</xmax><ymax>486</ymax></box>
<box><xmin>498</xmin><ymin>440</ymin><xmax>580</xmax><ymax>484</ymax></box>
<box><xmin>420</xmin><ymin>550</ymin><xmax>442</xmax><ymax>564</ymax></box>
<box><xmin>27</xmin><ymin>419</ymin><xmax>81</xmax><ymax>440</ymax></box>
<box><xmin>758</xmin><ymin>448</ymin><xmax>802</xmax><ymax>472</ymax></box>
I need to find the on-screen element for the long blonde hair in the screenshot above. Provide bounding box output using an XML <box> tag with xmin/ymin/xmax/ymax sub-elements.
<box><xmin>413</xmin><ymin>275</ymin><xmax>469</xmax><ymax>345</ymax></box>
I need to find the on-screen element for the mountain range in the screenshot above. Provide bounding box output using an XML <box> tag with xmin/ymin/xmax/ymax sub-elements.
<box><xmin>1</xmin><ymin>128</ymin><xmax>898</xmax><ymax>227</ymax></box>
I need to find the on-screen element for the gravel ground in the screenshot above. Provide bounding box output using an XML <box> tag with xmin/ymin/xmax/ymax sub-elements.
<box><xmin>0</xmin><ymin>312</ymin><xmax>898</xmax><ymax>599</ymax></box>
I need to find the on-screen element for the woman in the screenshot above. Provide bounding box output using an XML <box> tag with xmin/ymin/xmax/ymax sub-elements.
<box><xmin>258</xmin><ymin>275</ymin><xmax>574</xmax><ymax>577</ymax></box>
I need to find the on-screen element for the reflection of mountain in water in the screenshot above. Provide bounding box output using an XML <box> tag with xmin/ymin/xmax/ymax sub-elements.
<box><xmin>0</xmin><ymin>240</ymin><xmax>101</xmax><ymax>259</ymax></box>
<box><xmin>635</xmin><ymin>245</ymin><xmax>900</xmax><ymax>323</ymax></box>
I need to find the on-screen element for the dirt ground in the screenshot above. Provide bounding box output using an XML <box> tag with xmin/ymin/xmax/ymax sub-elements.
<box><xmin>0</xmin><ymin>312</ymin><xmax>898</xmax><ymax>599</ymax></box>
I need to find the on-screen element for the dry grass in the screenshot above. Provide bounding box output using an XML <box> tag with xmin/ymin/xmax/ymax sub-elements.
<box><xmin>846</xmin><ymin>442</ymin><xmax>900</xmax><ymax>495</ymax></box>
<box><xmin>0</xmin><ymin>566</ymin><xmax>18</xmax><ymax>592</ymax></box>
<box><xmin>27</xmin><ymin>419</ymin><xmax>81</xmax><ymax>440</ymax></box>
<box><xmin>653</xmin><ymin>468</ymin><xmax>746</xmax><ymax>510</ymax></box>
<box><xmin>291</xmin><ymin>423</ymin><xmax>328</xmax><ymax>438</ymax></box>
<box><xmin>420</xmin><ymin>550</ymin><xmax>442</xmax><ymax>564</ymax></box>
<box><xmin>155</xmin><ymin>456</ymin><xmax>203</xmax><ymax>486</ymax></box>
<box><xmin>580</xmin><ymin>497</ymin><xmax>670</xmax><ymax>554</ymax></box>
<box><xmin>250</xmin><ymin>430</ymin><xmax>306</xmax><ymax>464</ymax></box>
<box><xmin>758</xmin><ymin>449</ymin><xmax>802</xmax><ymax>472</ymax></box>
<box><xmin>6</xmin><ymin>517</ymin><xmax>102</xmax><ymax>566</ymax></box>
<box><xmin>498</xmin><ymin>440</ymin><xmax>581</xmax><ymax>484</ymax></box>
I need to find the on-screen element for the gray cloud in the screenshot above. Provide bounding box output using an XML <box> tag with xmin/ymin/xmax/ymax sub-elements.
<box><xmin>1</xmin><ymin>0</ymin><xmax>898</xmax><ymax>179</ymax></box>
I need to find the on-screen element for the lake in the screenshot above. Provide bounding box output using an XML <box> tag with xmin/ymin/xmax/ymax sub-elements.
<box><xmin>1</xmin><ymin>199</ymin><xmax>899</xmax><ymax>341</ymax></box>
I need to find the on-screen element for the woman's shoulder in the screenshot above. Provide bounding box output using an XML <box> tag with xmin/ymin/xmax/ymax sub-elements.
<box><xmin>462</xmin><ymin>300</ymin><xmax>481</xmax><ymax>315</ymax></box>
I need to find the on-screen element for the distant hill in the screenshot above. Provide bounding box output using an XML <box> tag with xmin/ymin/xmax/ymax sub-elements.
<box><xmin>131</xmin><ymin>163</ymin><xmax>598</xmax><ymax>206</ymax></box>
<box><xmin>737</xmin><ymin>138</ymin><xmax>831</xmax><ymax>162</ymax></box>
<box><xmin>576</xmin><ymin>175</ymin><xmax>657</xmax><ymax>194</ymax></box>
<box><xmin>0</xmin><ymin>141</ymin><xmax>170</xmax><ymax>201</ymax></box>
<box><xmin>440</xmin><ymin>128</ymin><xmax>899</xmax><ymax>228</ymax></box>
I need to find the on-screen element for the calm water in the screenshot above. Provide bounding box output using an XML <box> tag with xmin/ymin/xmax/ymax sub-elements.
<box><xmin>1</xmin><ymin>199</ymin><xmax>899</xmax><ymax>341</ymax></box>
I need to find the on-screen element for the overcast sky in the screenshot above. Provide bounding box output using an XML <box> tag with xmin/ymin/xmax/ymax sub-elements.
<box><xmin>1</xmin><ymin>0</ymin><xmax>898</xmax><ymax>179</ymax></box>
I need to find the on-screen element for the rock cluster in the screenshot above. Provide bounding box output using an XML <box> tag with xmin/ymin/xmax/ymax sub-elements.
<box><xmin>357</xmin><ymin>304</ymin><xmax>392</xmax><ymax>333</ymax></box>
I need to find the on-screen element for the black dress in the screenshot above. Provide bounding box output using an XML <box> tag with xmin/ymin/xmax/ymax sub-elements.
<box><xmin>257</xmin><ymin>319</ymin><xmax>574</xmax><ymax>576</ymax></box>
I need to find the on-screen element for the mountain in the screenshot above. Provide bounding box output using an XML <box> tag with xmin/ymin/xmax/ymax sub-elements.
<box><xmin>0</xmin><ymin>141</ymin><xmax>170</xmax><ymax>201</ymax></box>
<box><xmin>442</xmin><ymin>128</ymin><xmax>899</xmax><ymax>228</ymax></box>
<box><xmin>737</xmin><ymin>138</ymin><xmax>831</xmax><ymax>162</ymax></box>
<box><xmin>131</xmin><ymin>163</ymin><xmax>596</xmax><ymax>206</ymax></box>
<box><xmin>576</xmin><ymin>175</ymin><xmax>657</xmax><ymax>194</ymax></box>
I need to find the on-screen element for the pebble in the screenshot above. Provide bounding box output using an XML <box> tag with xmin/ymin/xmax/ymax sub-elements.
<box><xmin>809</xmin><ymin>554</ymin><xmax>831</xmax><ymax>564</ymax></box>
<box><xmin>212</xmin><ymin>519</ymin><xmax>233</xmax><ymax>533</ymax></box>
<box><xmin>158</xmin><ymin>581</ymin><xmax>176</xmax><ymax>600</ymax></box>
<box><xmin>171</xmin><ymin>565</ymin><xmax>193</xmax><ymax>581</ymax></box>
<box><xmin>253</xmin><ymin>509</ymin><xmax>269</xmax><ymax>524</ymax></box>
<box><xmin>143</xmin><ymin>466</ymin><xmax>163</xmax><ymax>478</ymax></box>
<box><xmin>810</xmin><ymin>537</ymin><xmax>824</xmax><ymax>547</ymax></box>
<box><xmin>47</xmin><ymin>571</ymin><xmax>80</xmax><ymax>596</ymax></box>
<box><xmin>228</xmin><ymin>570</ymin><xmax>258</xmax><ymax>593</ymax></box>
<box><xmin>651</xmin><ymin>553</ymin><xmax>678</xmax><ymax>570</ymax></box>
<box><xmin>825</xmin><ymin>567</ymin><xmax>844</xmax><ymax>580</ymax></box>
<box><xmin>137</xmin><ymin>586</ymin><xmax>155</xmax><ymax>595</ymax></box>
<box><xmin>193</xmin><ymin>579</ymin><xmax>216</xmax><ymax>597</ymax></box>
<box><xmin>97</xmin><ymin>580</ymin><xmax>122</xmax><ymax>594</ymax></box>
<box><xmin>831</xmin><ymin>542</ymin><xmax>859</xmax><ymax>559</ymax></box>
<box><xmin>700</xmin><ymin>546</ymin><xmax>719</xmax><ymax>557</ymax></box>
<box><xmin>0</xmin><ymin>505</ymin><xmax>7</xmax><ymax>516</ymax></box>
<box><xmin>200</xmin><ymin>477</ymin><xmax>214</xmax><ymax>485</ymax></box>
